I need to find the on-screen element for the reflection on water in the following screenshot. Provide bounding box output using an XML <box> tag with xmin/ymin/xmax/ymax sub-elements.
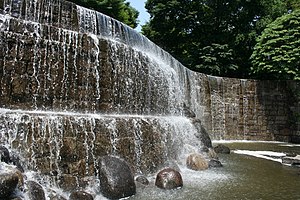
<box><xmin>129</xmin><ymin>142</ymin><xmax>300</xmax><ymax>200</ymax></box>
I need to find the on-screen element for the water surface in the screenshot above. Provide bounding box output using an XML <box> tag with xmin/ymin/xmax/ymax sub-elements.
<box><xmin>129</xmin><ymin>142</ymin><xmax>300</xmax><ymax>200</ymax></box>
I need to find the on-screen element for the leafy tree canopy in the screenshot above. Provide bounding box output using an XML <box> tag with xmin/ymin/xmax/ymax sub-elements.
<box><xmin>67</xmin><ymin>0</ymin><xmax>139</xmax><ymax>28</ymax></box>
<box><xmin>250</xmin><ymin>10</ymin><xmax>300</xmax><ymax>80</ymax></box>
<box><xmin>142</xmin><ymin>0</ymin><xmax>297</xmax><ymax>78</ymax></box>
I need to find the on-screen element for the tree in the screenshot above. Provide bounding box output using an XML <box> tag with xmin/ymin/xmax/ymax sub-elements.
<box><xmin>196</xmin><ymin>44</ymin><xmax>238</xmax><ymax>76</ymax></box>
<box><xmin>67</xmin><ymin>0</ymin><xmax>139</xmax><ymax>28</ymax></box>
<box><xmin>250</xmin><ymin>10</ymin><xmax>300</xmax><ymax>80</ymax></box>
<box><xmin>142</xmin><ymin>0</ymin><xmax>294</xmax><ymax>78</ymax></box>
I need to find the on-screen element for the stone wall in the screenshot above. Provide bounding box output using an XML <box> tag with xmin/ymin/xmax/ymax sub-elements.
<box><xmin>0</xmin><ymin>0</ymin><xmax>182</xmax><ymax>115</ymax></box>
<box><xmin>196</xmin><ymin>77</ymin><xmax>300</xmax><ymax>142</ymax></box>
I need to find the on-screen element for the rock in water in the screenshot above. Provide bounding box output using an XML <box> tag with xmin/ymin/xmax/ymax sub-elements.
<box><xmin>69</xmin><ymin>190</ymin><xmax>93</xmax><ymax>200</ymax></box>
<box><xmin>155</xmin><ymin>168</ymin><xmax>183</xmax><ymax>190</ymax></box>
<box><xmin>0</xmin><ymin>146</ymin><xmax>11</xmax><ymax>163</ymax></box>
<box><xmin>214</xmin><ymin>144</ymin><xmax>231</xmax><ymax>154</ymax></box>
<box><xmin>208</xmin><ymin>159</ymin><xmax>223</xmax><ymax>168</ymax></box>
<box><xmin>97</xmin><ymin>156</ymin><xmax>136</xmax><ymax>199</ymax></box>
<box><xmin>0</xmin><ymin>169</ymin><xmax>19</xmax><ymax>198</ymax></box>
<box><xmin>25</xmin><ymin>181</ymin><xmax>46</xmax><ymax>200</ymax></box>
<box><xmin>135</xmin><ymin>175</ymin><xmax>149</xmax><ymax>186</ymax></box>
<box><xmin>186</xmin><ymin>153</ymin><xmax>209</xmax><ymax>171</ymax></box>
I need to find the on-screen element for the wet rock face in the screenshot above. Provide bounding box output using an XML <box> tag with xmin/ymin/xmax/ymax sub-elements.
<box><xmin>192</xmin><ymin>119</ymin><xmax>212</xmax><ymax>148</ymax></box>
<box><xmin>155</xmin><ymin>168</ymin><xmax>183</xmax><ymax>190</ymax></box>
<box><xmin>97</xmin><ymin>156</ymin><xmax>136</xmax><ymax>199</ymax></box>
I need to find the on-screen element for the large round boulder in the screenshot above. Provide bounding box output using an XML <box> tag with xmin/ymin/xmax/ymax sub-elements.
<box><xmin>155</xmin><ymin>168</ymin><xmax>183</xmax><ymax>190</ymax></box>
<box><xmin>186</xmin><ymin>153</ymin><xmax>209</xmax><ymax>171</ymax></box>
<box><xmin>97</xmin><ymin>156</ymin><xmax>136</xmax><ymax>199</ymax></box>
<box><xmin>0</xmin><ymin>169</ymin><xmax>19</xmax><ymax>198</ymax></box>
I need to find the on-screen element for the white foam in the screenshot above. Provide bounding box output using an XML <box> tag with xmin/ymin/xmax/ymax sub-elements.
<box><xmin>233</xmin><ymin>150</ymin><xmax>286</xmax><ymax>163</ymax></box>
<box><xmin>280</xmin><ymin>144</ymin><xmax>300</xmax><ymax>147</ymax></box>
<box><xmin>213</xmin><ymin>140</ymin><xmax>285</xmax><ymax>144</ymax></box>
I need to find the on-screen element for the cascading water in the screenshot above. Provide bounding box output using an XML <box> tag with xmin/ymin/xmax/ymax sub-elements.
<box><xmin>0</xmin><ymin>0</ymin><xmax>212</xmax><ymax>198</ymax></box>
<box><xmin>2</xmin><ymin>0</ymin><xmax>300</xmax><ymax>199</ymax></box>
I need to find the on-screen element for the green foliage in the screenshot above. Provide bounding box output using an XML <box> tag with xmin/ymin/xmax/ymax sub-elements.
<box><xmin>67</xmin><ymin>0</ymin><xmax>139</xmax><ymax>28</ymax></box>
<box><xmin>251</xmin><ymin>10</ymin><xmax>300</xmax><ymax>80</ymax></box>
<box><xmin>142</xmin><ymin>0</ymin><xmax>296</xmax><ymax>78</ymax></box>
<box><xmin>195</xmin><ymin>44</ymin><xmax>238</xmax><ymax>76</ymax></box>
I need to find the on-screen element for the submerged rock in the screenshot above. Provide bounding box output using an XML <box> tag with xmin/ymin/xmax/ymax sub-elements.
<box><xmin>97</xmin><ymin>156</ymin><xmax>136</xmax><ymax>199</ymax></box>
<box><xmin>69</xmin><ymin>190</ymin><xmax>93</xmax><ymax>200</ymax></box>
<box><xmin>208</xmin><ymin>159</ymin><xmax>223</xmax><ymax>168</ymax></box>
<box><xmin>155</xmin><ymin>168</ymin><xmax>183</xmax><ymax>190</ymax></box>
<box><xmin>282</xmin><ymin>155</ymin><xmax>300</xmax><ymax>166</ymax></box>
<box><xmin>186</xmin><ymin>153</ymin><xmax>209</xmax><ymax>171</ymax></box>
<box><xmin>135</xmin><ymin>175</ymin><xmax>149</xmax><ymax>186</ymax></box>
<box><xmin>214</xmin><ymin>144</ymin><xmax>231</xmax><ymax>154</ymax></box>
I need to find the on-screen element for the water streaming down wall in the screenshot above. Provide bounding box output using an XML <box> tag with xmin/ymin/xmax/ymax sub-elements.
<box><xmin>0</xmin><ymin>1</ymin><xmax>190</xmax><ymax>115</ymax></box>
<box><xmin>1</xmin><ymin>0</ymin><xmax>300</xmax><ymax>192</ymax></box>
<box><xmin>0</xmin><ymin>109</ymin><xmax>202</xmax><ymax>189</ymax></box>
<box><xmin>0</xmin><ymin>0</ymin><xmax>211</xmax><ymax>191</ymax></box>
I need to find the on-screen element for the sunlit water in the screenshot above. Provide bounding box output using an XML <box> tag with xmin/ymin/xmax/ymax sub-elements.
<box><xmin>127</xmin><ymin>141</ymin><xmax>300</xmax><ymax>200</ymax></box>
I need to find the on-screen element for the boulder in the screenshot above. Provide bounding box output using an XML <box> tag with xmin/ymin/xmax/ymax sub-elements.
<box><xmin>0</xmin><ymin>169</ymin><xmax>19</xmax><ymax>198</ymax></box>
<box><xmin>25</xmin><ymin>181</ymin><xmax>46</xmax><ymax>200</ymax></box>
<box><xmin>186</xmin><ymin>153</ymin><xmax>209</xmax><ymax>171</ymax></box>
<box><xmin>213</xmin><ymin>144</ymin><xmax>230</xmax><ymax>154</ymax></box>
<box><xmin>69</xmin><ymin>190</ymin><xmax>93</xmax><ymax>200</ymax></box>
<box><xmin>155</xmin><ymin>168</ymin><xmax>183</xmax><ymax>190</ymax></box>
<box><xmin>97</xmin><ymin>156</ymin><xmax>136</xmax><ymax>199</ymax></box>
<box><xmin>208</xmin><ymin>159</ymin><xmax>223</xmax><ymax>168</ymax></box>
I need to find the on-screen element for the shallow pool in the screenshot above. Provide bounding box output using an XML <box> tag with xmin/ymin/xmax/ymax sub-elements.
<box><xmin>127</xmin><ymin>141</ymin><xmax>300</xmax><ymax>200</ymax></box>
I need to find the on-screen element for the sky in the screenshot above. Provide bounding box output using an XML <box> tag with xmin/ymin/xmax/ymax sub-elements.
<box><xmin>126</xmin><ymin>0</ymin><xmax>150</xmax><ymax>32</ymax></box>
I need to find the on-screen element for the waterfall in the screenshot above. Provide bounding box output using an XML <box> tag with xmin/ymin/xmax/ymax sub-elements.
<box><xmin>0</xmin><ymin>108</ymin><xmax>202</xmax><ymax>175</ymax></box>
<box><xmin>1</xmin><ymin>0</ymin><xmax>299</xmax><ymax>198</ymax></box>
<box><xmin>0</xmin><ymin>2</ymin><xmax>211</xmax><ymax>194</ymax></box>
